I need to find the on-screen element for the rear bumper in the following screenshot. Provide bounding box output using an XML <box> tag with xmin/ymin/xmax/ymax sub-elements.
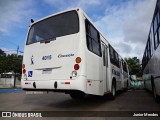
<box><xmin>21</xmin><ymin>76</ymin><xmax>86</xmax><ymax>93</ymax></box>
<box><xmin>22</xmin><ymin>88</ymin><xmax>83</xmax><ymax>94</ymax></box>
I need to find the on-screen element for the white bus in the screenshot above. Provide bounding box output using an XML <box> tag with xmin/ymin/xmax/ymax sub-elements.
<box><xmin>142</xmin><ymin>0</ymin><xmax>160</xmax><ymax>102</ymax></box>
<box><xmin>21</xmin><ymin>8</ymin><xmax>129</xmax><ymax>99</ymax></box>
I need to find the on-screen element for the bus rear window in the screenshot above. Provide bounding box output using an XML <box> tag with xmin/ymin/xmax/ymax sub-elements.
<box><xmin>27</xmin><ymin>11</ymin><xmax>79</xmax><ymax>45</ymax></box>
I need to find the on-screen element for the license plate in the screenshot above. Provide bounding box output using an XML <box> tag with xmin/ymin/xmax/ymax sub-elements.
<box><xmin>42</xmin><ymin>68</ymin><xmax>52</xmax><ymax>74</ymax></box>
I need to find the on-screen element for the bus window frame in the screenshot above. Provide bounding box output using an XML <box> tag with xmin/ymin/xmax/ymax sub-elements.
<box><xmin>85</xmin><ymin>19</ymin><xmax>102</xmax><ymax>57</ymax></box>
<box><xmin>26</xmin><ymin>10</ymin><xmax>80</xmax><ymax>45</ymax></box>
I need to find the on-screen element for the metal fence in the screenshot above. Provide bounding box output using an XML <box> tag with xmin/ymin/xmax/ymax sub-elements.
<box><xmin>129</xmin><ymin>81</ymin><xmax>144</xmax><ymax>89</ymax></box>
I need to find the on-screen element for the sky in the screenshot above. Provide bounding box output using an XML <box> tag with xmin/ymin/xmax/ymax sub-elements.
<box><xmin>0</xmin><ymin>0</ymin><xmax>157</xmax><ymax>60</ymax></box>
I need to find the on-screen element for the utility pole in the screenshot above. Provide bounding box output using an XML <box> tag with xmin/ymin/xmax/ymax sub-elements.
<box><xmin>16</xmin><ymin>45</ymin><xmax>19</xmax><ymax>57</ymax></box>
<box><xmin>14</xmin><ymin>45</ymin><xmax>19</xmax><ymax>88</ymax></box>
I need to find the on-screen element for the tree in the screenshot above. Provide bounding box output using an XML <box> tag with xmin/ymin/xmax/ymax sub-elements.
<box><xmin>0</xmin><ymin>49</ymin><xmax>23</xmax><ymax>88</ymax></box>
<box><xmin>0</xmin><ymin>49</ymin><xmax>7</xmax><ymax>74</ymax></box>
<box><xmin>0</xmin><ymin>49</ymin><xmax>6</xmax><ymax>56</ymax></box>
<box><xmin>125</xmin><ymin>57</ymin><xmax>142</xmax><ymax>76</ymax></box>
<box><xmin>0</xmin><ymin>49</ymin><xmax>23</xmax><ymax>74</ymax></box>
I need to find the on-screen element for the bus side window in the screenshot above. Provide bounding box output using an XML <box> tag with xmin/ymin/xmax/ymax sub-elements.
<box><xmin>85</xmin><ymin>20</ymin><xmax>102</xmax><ymax>57</ymax></box>
<box><xmin>109</xmin><ymin>45</ymin><xmax>114</xmax><ymax>63</ymax></box>
<box><xmin>109</xmin><ymin>45</ymin><xmax>119</xmax><ymax>67</ymax></box>
<box><xmin>122</xmin><ymin>61</ymin><xmax>127</xmax><ymax>73</ymax></box>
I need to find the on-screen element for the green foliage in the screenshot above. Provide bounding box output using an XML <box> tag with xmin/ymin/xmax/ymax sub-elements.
<box><xmin>125</xmin><ymin>57</ymin><xmax>142</xmax><ymax>76</ymax></box>
<box><xmin>0</xmin><ymin>49</ymin><xmax>23</xmax><ymax>74</ymax></box>
<box><xmin>0</xmin><ymin>49</ymin><xmax>6</xmax><ymax>56</ymax></box>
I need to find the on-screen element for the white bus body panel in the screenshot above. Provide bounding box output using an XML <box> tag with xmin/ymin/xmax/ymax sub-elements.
<box><xmin>143</xmin><ymin>45</ymin><xmax>160</xmax><ymax>96</ymax></box>
<box><xmin>23</xmin><ymin>34</ymin><xmax>81</xmax><ymax>80</ymax></box>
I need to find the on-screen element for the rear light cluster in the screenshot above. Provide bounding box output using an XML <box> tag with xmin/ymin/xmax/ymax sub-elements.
<box><xmin>74</xmin><ymin>57</ymin><xmax>81</xmax><ymax>70</ymax></box>
<box><xmin>22</xmin><ymin>64</ymin><xmax>26</xmax><ymax>74</ymax></box>
<box><xmin>22</xmin><ymin>64</ymin><xmax>27</xmax><ymax>80</ymax></box>
<box><xmin>71</xmin><ymin>57</ymin><xmax>81</xmax><ymax>78</ymax></box>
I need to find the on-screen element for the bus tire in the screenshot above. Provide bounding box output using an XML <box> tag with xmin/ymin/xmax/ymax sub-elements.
<box><xmin>124</xmin><ymin>80</ymin><xmax>129</xmax><ymax>92</ymax></box>
<box><xmin>144</xmin><ymin>80</ymin><xmax>146</xmax><ymax>89</ymax></box>
<box><xmin>110</xmin><ymin>80</ymin><xmax>116</xmax><ymax>100</ymax></box>
<box><xmin>153</xmin><ymin>85</ymin><xmax>160</xmax><ymax>103</ymax></box>
<box><xmin>70</xmin><ymin>91</ymin><xmax>85</xmax><ymax>99</ymax></box>
<box><xmin>143</xmin><ymin>80</ymin><xmax>149</xmax><ymax>92</ymax></box>
<box><xmin>127</xmin><ymin>80</ymin><xmax>129</xmax><ymax>88</ymax></box>
<box><xmin>151</xmin><ymin>76</ymin><xmax>160</xmax><ymax>103</ymax></box>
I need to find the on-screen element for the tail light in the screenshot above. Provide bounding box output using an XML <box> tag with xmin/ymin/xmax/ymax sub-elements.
<box><xmin>72</xmin><ymin>71</ymin><xmax>77</xmax><ymax>77</ymax></box>
<box><xmin>71</xmin><ymin>57</ymin><xmax>81</xmax><ymax>78</ymax></box>
<box><xmin>22</xmin><ymin>64</ymin><xmax>27</xmax><ymax>80</ymax></box>
<box><xmin>75</xmin><ymin>57</ymin><xmax>81</xmax><ymax>63</ymax></box>
<box><xmin>22</xmin><ymin>64</ymin><xmax>25</xmax><ymax>69</ymax></box>
<box><xmin>22</xmin><ymin>64</ymin><xmax>26</xmax><ymax>74</ymax></box>
<box><xmin>74</xmin><ymin>64</ymin><xmax>79</xmax><ymax>70</ymax></box>
<box><xmin>23</xmin><ymin>69</ymin><xmax>26</xmax><ymax>74</ymax></box>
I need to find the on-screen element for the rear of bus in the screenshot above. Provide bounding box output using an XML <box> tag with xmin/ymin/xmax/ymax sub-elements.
<box><xmin>21</xmin><ymin>9</ymin><xmax>86</xmax><ymax>96</ymax></box>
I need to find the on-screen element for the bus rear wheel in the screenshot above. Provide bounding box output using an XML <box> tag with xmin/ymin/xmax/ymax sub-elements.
<box><xmin>110</xmin><ymin>81</ymin><xmax>116</xmax><ymax>100</ymax></box>
<box><xmin>153</xmin><ymin>86</ymin><xmax>160</xmax><ymax>103</ymax></box>
<box><xmin>151</xmin><ymin>76</ymin><xmax>160</xmax><ymax>103</ymax></box>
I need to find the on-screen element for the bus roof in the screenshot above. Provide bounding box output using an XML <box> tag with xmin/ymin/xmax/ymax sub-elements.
<box><xmin>29</xmin><ymin>8</ymin><xmax>80</xmax><ymax>27</ymax></box>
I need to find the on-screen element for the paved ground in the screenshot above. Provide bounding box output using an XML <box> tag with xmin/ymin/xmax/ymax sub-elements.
<box><xmin>0</xmin><ymin>89</ymin><xmax>160</xmax><ymax>120</ymax></box>
<box><xmin>0</xmin><ymin>89</ymin><xmax>23</xmax><ymax>93</ymax></box>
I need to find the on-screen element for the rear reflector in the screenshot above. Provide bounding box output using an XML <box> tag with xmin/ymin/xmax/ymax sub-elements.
<box><xmin>25</xmin><ymin>82</ymin><xmax>28</xmax><ymax>84</ymax></box>
<box><xmin>65</xmin><ymin>82</ymin><xmax>70</xmax><ymax>84</ymax></box>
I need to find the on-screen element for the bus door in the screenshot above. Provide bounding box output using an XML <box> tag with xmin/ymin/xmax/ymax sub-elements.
<box><xmin>101</xmin><ymin>43</ymin><xmax>109</xmax><ymax>92</ymax></box>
